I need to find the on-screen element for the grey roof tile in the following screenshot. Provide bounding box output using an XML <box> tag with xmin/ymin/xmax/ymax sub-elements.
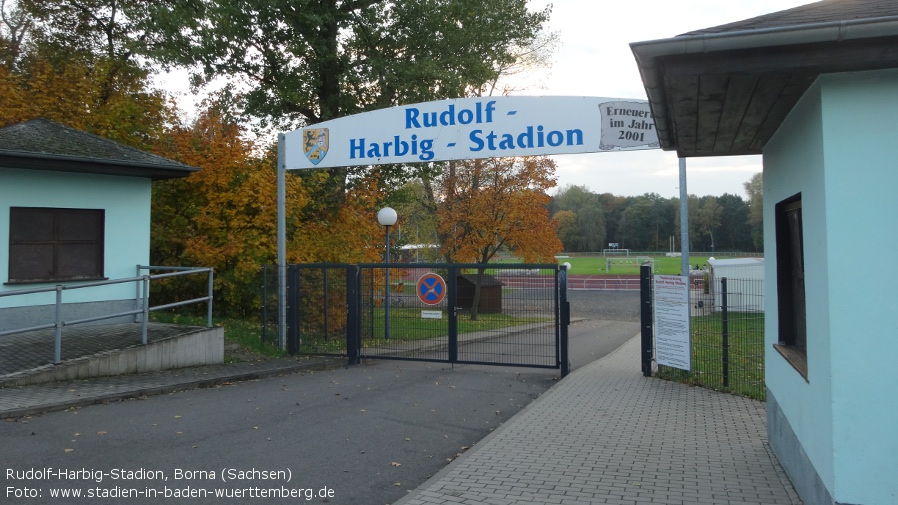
<box><xmin>682</xmin><ymin>0</ymin><xmax>898</xmax><ymax>36</ymax></box>
<box><xmin>0</xmin><ymin>118</ymin><xmax>197</xmax><ymax>179</ymax></box>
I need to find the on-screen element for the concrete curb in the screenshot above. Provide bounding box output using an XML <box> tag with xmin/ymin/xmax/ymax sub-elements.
<box><xmin>0</xmin><ymin>327</ymin><xmax>225</xmax><ymax>387</ymax></box>
<box><xmin>0</xmin><ymin>357</ymin><xmax>342</xmax><ymax>419</ymax></box>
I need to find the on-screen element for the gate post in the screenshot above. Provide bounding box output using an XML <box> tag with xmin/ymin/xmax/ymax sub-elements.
<box><xmin>559</xmin><ymin>265</ymin><xmax>570</xmax><ymax>378</ymax></box>
<box><xmin>323</xmin><ymin>268</ymin><xmax>329</xmax><ymax>339</ymax></box>
<box><xmin>261</xmin><ymin>265</ymin><xmax>269</xmax><ymax>345</ymax></box>
<box><xmin>721</xmin><ymin>277</ymin><xmax>729</xmax><ymax>388</ymax></box>
<box><xmin>346</xmin><ymin>266</ymin><xmax>361</xmax><ymax>365</ymax></box>
<box><xmin>286</xmin><ymin>265</ymin><xmax>299</xmax><ymax>355</ymax></box>
<box><xmin>447</xmin><ymin>265</ymin><xmax>458</xmax><ymax>363</ymax></box>
<box><xmin>640</xmin><ymin>263</ymin><xmax>653</xmax><ymax>377</ymax></box>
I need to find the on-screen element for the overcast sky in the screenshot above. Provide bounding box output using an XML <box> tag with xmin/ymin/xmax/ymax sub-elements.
<box><xmin>157</xmin><ymin>0</ymin><xmax>815</xmax><ymax>199</ymax></box>
<box><xmin>525</xmin><ymin>0</ymin><xmax>813</xmax><ymax>198</ymax></box>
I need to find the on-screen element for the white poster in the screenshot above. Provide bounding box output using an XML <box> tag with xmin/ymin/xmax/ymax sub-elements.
<box><xmin>653</xmin><ymin>275</ymin><xmax>691</xmax><ymax>371</ymax></box>
<box><xmin>283</xmin><ymin>96</ymin><xmax>659</xmax><ymax>169</ymax></box>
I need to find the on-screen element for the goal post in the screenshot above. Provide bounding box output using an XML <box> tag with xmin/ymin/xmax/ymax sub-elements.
<box><xmin>602</xmin><ymin>248</ymin><xmax>630</xmax><ymax>256</ymax></box>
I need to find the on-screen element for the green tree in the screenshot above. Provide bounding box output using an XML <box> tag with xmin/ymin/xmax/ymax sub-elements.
<box><xmin>135</xmin><ymin>0</ymin><xmax>554</xmax><ymax>263</ymax></box>
<box><xmin>136</xmin><ymin>0</ymin><xmax>551</xmax><ymax>125</ymax></box>
<box><xmin>19</xmin><ymin>0</ymin><xmax>145</xmax><ymax>60</ymax></box>
<box><xmin>552</xmin><ymin>185</ymin><xmax>605</xmax><ymax>252</ymax></box>
<box><xmin>1</xmin><ymin>0</ymin><xmax>174</xmax><ymax>147</ymax></box>
<box><xmin>695</xmin><ymin>196</ymin><xmax>723</xmax><ymax>253</ymax></box>
<box><xmin>552</xmin><ymin>210</ymin><xmax>579</xmax><ymax>251</ymax></box>
<box><xmin>576</xmin><ymin>206</ymin><xmax>606</xmax><ymax>252</ymax></box>
<box><xmin>743</xmin><ymin>172</ymin><xmax>763</xmax><ymax>249</ymax></box>
<box><xmin>620</xmin><ymin>196</ymin><xmax>653</xmax><ymax>251</ymax></box>
<box><xmin>677</xmin><ymin>194</ymin><xmax>700</xmax><ymax>251</ymax></box>
<box><xmin>553</xmin><ymin>185</ymin><xmax>594</xmax><ymax>213</ymax></box>
<box><xmin>717</xmin><ymin>193</ymin><xmax>752</xmax><ymax>251</ymax></box>
<box><xmin>642</xmin><ymin>193</ymin><xmax>675</xmax><ymax>251</ymax></box>
<box><xmin>392</xmin><ymin>180</ymin><xmax>442</xmax><ymax>261</ymax></box>
<box><xmin>598</xmin><ymin>192</ymin><xmax>626</xmax><ymax>248</ymax></box>
<box><xmin>0</xmin><ymin>0</ymin><xmax>31</xmax><ymax>67</ymax></box>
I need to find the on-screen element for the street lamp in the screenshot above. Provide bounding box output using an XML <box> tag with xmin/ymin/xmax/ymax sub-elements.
<box><xmin>377</xmin><ymin>207</ymin><xmax>398</xmax><ymax>340</ymax></box>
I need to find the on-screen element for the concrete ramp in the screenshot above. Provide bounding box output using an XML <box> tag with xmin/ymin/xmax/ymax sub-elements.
<box><xmin>0</xmin><ymin>323</ymin><xmax>223</xmax><ymax>387</ymax></box>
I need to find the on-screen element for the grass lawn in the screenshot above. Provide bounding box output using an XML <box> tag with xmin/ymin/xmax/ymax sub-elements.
<box><xmin>149</xmin><ymin>311</ymin><xmax>286</xmax><ymax>361</ymax></box>
<box><xmin>365</xmin><ymin>307</ymin><xmax>548</xmax><ymax>339</ymax></box>
<box><xmin>555</xmin><ymin>255</ymin><xmax>747</xmax><ymax>276</ymax></box>
<box><xmin>299</xmin><ymin>307</ymin><xmax>551</xmax><ymax>354</ymax></box>
<box><xmin>494</xmin><ymin>254</ymin><xmax>761</xmax><ymax>275</ymax></box>
<box><xmin>657</xmin><ymin>311</ymin><xmax>766</xmax><ymax>400</ymax></box>
<box><xmin>152</xmin><ymin>301</ymin><xmax>552</xmax><ymax>358</ymax></box>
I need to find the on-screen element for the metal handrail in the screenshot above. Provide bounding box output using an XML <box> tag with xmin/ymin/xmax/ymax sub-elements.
<box><xmin>0</xmin><ymin>265</ymin><xmax>213</xmax><ymax>364</ymax></box>
<box><xmin>138</xmin><ymin>266</ymin><xmax>214</xmax><ymax>329</ymax></box>
<box><xmin>0</xmin><ymin>275</ymin><xmax>145</xmax><ymax>301</ymax></box>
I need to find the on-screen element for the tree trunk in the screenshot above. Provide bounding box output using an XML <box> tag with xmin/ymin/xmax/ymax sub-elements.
<box><xmin>469</xmin><ymin>267</ymin><xmax>486</xmax><ymax>321</ymax></box>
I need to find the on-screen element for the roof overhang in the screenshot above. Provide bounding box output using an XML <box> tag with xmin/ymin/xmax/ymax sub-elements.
<box><xmin>0</xmin><ymin>150</ymin><xmax>199</xmax><ymax>180</ymax></box>
<box><xmin>630</xmin><ymin>16</ymin><xmax>898</xmax><ymax>157</ymax></box>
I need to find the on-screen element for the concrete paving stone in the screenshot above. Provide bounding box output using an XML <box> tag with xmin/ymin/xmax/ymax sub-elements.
<box><xmin>6</xmin><ymin>324</ymin><xmax>802</xmax><ymax>505</ymax></box>
<box><xmin>394</xmin><ymin>336</ymin><xmax>801</xmax><ymax>505</ymax></box>
<box><xmin>558</xmin><ymin>499</ymin><xmax>597</xmax><ymax>505</ymax></box>
<box><xmin>647</xmin><ymin>498</ymin><xmax>689</xmax><ymax>504</ymax></box>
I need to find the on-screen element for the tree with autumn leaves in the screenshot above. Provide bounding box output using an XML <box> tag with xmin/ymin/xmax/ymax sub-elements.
<box><xmin>2</xmin><ymin>0</ymin><xmax>562</xmax><ymax>317</ymax></box>
<box><xmin>134</xmin><ymin>0</ymin><xmax>560</xmax><ymax>316</ymax></box>
<box><xmin>416</xmin><ymin>156</ymin><xmax>561</xmax><ymax>319</ymax></box>
<box><xmin>150</xmin><ymin>99</ymin><xmax>389</xmax><ymax>315</ymax></box>
<box><xmin>433</xmin><ymin>157</ymin><xmax>561</xmax><ymax>264</ymax></box>
<box><xmin>0</xmin><ymin>0</ymin><xmax>176</xmax><ymax>146</ymax></box>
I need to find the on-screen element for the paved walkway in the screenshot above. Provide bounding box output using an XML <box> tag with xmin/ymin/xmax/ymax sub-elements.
<box><xmin>0</xmin><ymin>329</ymin><xmax>801</xmax><ymax>504</ymax></box>
<box><xmin>0</xmin><ymin>354</ymin><xmax>339</xmax><ymax>419</ymax></box>
<box><xmin>394</xmin><ymin>336</ymin><xmax>801</xmax><ymax>505</ymax></box>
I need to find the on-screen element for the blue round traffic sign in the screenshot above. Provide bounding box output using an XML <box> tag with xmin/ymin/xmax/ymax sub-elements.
<box><xmin>416</xmin><ymin>273</ymin><xmax>446</xmax><ymax>305</ymax></box>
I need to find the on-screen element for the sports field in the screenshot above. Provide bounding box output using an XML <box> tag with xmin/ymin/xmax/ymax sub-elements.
<box><xmin>554</xmin><ymin>255</ymin><xmax>738</xmax><ymax>276</ymax></box>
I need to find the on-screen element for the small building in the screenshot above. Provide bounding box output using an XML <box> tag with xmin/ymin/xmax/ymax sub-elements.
<box><xmin>399</xmin><ymin>243</ymin><xmax>439</xmax><ymax>263</ymax></box>
<box><xmin>707</xmin><ymin>258</ymin><xmax>764</xmax><ymax>313</ymax></box>
<box><xmin>457</xmin><ymin>273</ymin><xmax>503</xmax><ymax>314</ymax></box>
<box><xmin>632</xmin><ymin>1</ymin><xmax>898</xmax><ymax>503</ymax></box>
<box><xmin>0</xmin><ymin>118</ymin><xmax>198</xmax><ymax>331</ymax></box>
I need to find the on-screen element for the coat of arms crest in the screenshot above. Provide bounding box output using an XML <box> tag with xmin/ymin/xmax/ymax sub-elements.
<box><xmin>303</xmin><ymin>128</ymin><xmax>329</xmax><ymax>165</ymax></box>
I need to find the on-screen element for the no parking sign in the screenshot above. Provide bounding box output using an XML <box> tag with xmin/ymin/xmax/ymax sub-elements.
<box><xmin>416</xmin><ymin>273</ymin><xmax>446</xmax><ymax>305</ymax></box>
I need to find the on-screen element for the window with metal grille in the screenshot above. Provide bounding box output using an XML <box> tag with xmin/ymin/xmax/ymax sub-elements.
<box><xmin>7</xmin><ymin>207</ymin><xmax>105</xmax><ymax>283</ymax></box>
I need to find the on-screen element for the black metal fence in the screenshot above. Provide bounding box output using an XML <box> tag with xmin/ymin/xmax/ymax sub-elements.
<box><xmin>260</xmin><ymin>264</ymin><xmax>355</xmax><ymax>355</ymax></box>
<box><xmin>260</xmin><ymin>265</ymin><xmax>279</xmax><ymax>347</ymax></box>
<box><xmin>261</xmin><ymin>263</ymin><xmax>569</xmax><ymax>376</ymax></box>
<box><xmin>642</xmin><ymin>265</ymin><xmax>766</xmax><ymax>400</ymax></box>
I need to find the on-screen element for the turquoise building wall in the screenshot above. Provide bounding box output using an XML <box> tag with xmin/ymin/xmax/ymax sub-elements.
<box><xmin>0</xmin><ymin>167</ymin><xmax>151</xmax><ymax>310</ymax></box>
<box><xmin>765</xmin><ymin>69</ymin><xmax>898</xmax><ymax>505</ymax></box>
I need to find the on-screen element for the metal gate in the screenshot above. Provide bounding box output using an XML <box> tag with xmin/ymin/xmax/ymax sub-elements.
<box><xmin>264</xmin><ymin>263</ymin><xmax>569</xmax><ymax>376</ymax></box>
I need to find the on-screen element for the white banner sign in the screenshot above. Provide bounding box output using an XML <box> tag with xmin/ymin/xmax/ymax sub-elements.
<box><xmin>283</xmin><ymin>96</ymin><xmax>659</xmax><ymax>169</ymax></box>
<box><xmin>653</xmin><ymin>275</ymin><xmax>691</xmax><ymax>371</ymax></box>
